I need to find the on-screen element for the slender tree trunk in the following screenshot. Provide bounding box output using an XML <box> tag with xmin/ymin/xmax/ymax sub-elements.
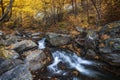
<box><xmin>91</xmin><ymin>0</ymin><xmax>101</xmax><ymax>27</ymax></box>
<box><xmin>0</xmin><ymin>0</ymin><xmax>14</xmax><ymax>22</ymax></box>
<box><xmin>86</xmin><ymin>0</ymin><xmax>90</xmax><ymax>24</ymax></box>
<box><xmin>0</xmin><ymin>0</ymin><xmax>4</xmax><ymax>15</ymax></box>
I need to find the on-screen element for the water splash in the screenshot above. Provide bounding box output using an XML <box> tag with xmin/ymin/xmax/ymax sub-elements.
<box><xmin>47</xmin><ymin>50</ymin><xmax>99</xmax><ymax>77</ymax></box>
<box><xmin>72</xmin><ymin>77</ymin><xmax>81</xmax><ymax>80</ymax></box>
<box><xmin>38</xmin><ymin>38</ymin><xmax>46</xmax><ymax>49</ymax></box>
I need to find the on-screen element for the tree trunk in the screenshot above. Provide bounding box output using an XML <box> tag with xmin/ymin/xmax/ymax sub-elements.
<box><xmin>0</xmin><ymin>0</ymin><xmax>14</xmax><ymax>22</ymax></box>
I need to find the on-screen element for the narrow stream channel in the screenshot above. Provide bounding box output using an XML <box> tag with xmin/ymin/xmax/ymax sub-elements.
<box><xmin>35</xmin><ymin>38</ymin><xmax>120</xmax><ymax>80</ymax></box>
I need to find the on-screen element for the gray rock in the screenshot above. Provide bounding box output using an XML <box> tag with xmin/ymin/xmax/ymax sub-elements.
<box><xmin>8</xmin><ymin>40</ymin><xmax>37</xmax><ymax>53</ymax></box>
<box><xmin>99</xmin><ymin>48</ymin><xmax>112</xmax><ymax>54</ymax></box>
<box><xmin>85</xmin><ymin>49</ymin><xmax>98</xmax><ymax>60</ymax></box>
<box><xmin>5</xmin><ymin>35</ymin><xmax>21</xmax><ymax>46</ymax></box>
<box><xmin>0</xmin><ymin>31</ymin><xmax>3</xmax><ymax>36</ymax></box>
<box><xmin>99</xmin><ymin>38</ymin><xmax>120</xmax><ymax>66</ymax></box>
<box><xmin>101</xmin><ymin>53</ymin><xmax>120</xmax><ymax>66</ymax></box>
<box><xmin>31</xmin><ymin>32</ymin><xmax>41</xmax><ymax>36</ymax></box>
<box><xmin>0</xmin><ymin>64</ymin><xmax>32</xmax><ymax>80</ymax></box>
<box><xmin>0</xmin><ymin>34</ymin><xmax>21</xmax><ymax>46</ymax></box>
<box><xmin>0</xmin><ymin>59</ymin><xmax>23</xmax><ymax>75</ymax></box>
<box><xmin>22</xmin><ymin>49</ymin><xmax>46</xmax><ymax>71</ymax></box>
<box><xmin>0</xmin><ymin>39</ymin><xmax>5</xmax><ymax>45</ymax></box>
<box><xmin>99</xmin><ymin>21</ymin><xmax>120</xmax><ymax>38</ymax></box>
<box><xmin>99</xmin><ymin>38</ymin><xmax>120</xmax><ymax>54</ymax></box>
<box><xmin>110</xmin><ymin>38</ymin><xmax>120</xmax><ymax>50</ymax></box>
<box><xmin>46</xmin><ymin>32</ymin><xmax>71</xmax><ymax>46</ymax></box>
<box><xmin>75</xmin><ymin>27</ymin><xmax>85</xmax><ymax>33</ymax></box>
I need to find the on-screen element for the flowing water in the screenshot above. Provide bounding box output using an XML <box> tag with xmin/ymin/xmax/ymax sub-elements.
<box><xmin>37</xmin><ymin>38</ymin><xmax>120</xmax><ymax>80</ymax></box>
<box><xmin>38</xmin><ymin>38</ymin><xmax>46</xmax><ymax>49</ymax></box>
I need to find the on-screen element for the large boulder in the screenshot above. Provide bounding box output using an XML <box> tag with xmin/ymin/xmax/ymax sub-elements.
<box><xmin>22</xmin><ymin>49</ymin><xmax>46</xmax><ymax>71</ymax></box>
<box><xmin>99</xmin><ymin>38</ymin><xmax>120</xmax><ymax>66</ymax></box>
<box><xmin>0</xmin><ymin>64</ymin><xmax>32</xmax><ymax>80</ymax></box>
<box><xmin>99</xmin><ymin>21</ymin><xmax>120</xmax><ymax>38</ymax></box>
<box><xmin>46</xmin><ymin>32</ymin><xmax>71</xmax><ymax>46</ymax></box>
<box><xmin>8</xmin><ymin>40</ymin><xmax>37</xmax><ymax>53</ymax></box>
<box><xmin>85</xmin><ymin>49</ymin><xmax>99</xmax><ymax>60</ymax></box>
<box><xmin>0</xmin><ymin>59</ymin><xmax>23</xmax><ymax>75</ymax></box>
<box><xmin>0</xmin><ymin>34</ymin><xmax>21</xmax><ymax>46</ymax></box>
<box><xmin>101</xmin><ymin>53</ymin><xmax>120</xmax><ymax>66</ymax></box>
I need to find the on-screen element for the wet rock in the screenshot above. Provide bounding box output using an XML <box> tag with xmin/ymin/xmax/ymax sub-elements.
<box><xmin>99</xmin><ymin>48</ymin><xmax>112</xmax><ymax>54</ymax></box>
<box><xmin>22</xmin><ymin>49</ymin><xmax>46</xmax><ymax>71</ymax></box>
<box><xmin>99</xmin><ymin>38</ymin><xmax>120</xmax><ymax>66</ymax></box>
<box><xmin>99</xmin><ymin>38</ymin><xmax>120</xmax><ymax>53</ymax></box>
<box><xmin>99</xmin><ymin>21</ymin><xmax>120</xmax><ymax>38</ymax></box>
<box><xmin>85</xmin><ymin>49</ymin><xmax>99</xmax><ymax>60</ymax></box>
<box><xmin>110</xmin><ymin>38</ymin><xmax>120</xmax><ymax>50</ymax></box>
<box><xmin>0</xmin><ymin>31</ymin><xmax>3</xmax><ymax>36</ymax></box>
<box><xmin>0</xmin><ymin>64</ymin><xmax>32</xmax><ymax>80</ymax></box>
<box><xmin>0</xmin><ymin>59</ymin><xmax>23</xmax><ymax>75</ymax></box>
<box><xmin>46</xmin><ymin>32</ymin><xmax>71</xmax><ymax>46</ymax></box>
<box><xmin>101</xmin><ymin>53</ymin><xmax>120</xmax><ymax>66</ymax></box>
<box><xmin>8</xmin><ymin>40</ymin><xmax>37</xmax><ymax>53</ymax></box>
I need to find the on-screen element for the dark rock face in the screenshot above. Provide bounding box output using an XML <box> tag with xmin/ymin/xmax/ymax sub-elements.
<box><xmin>99</xmin><ymin>21</ymin><xmax>120</xmax><ymax>38</ymax></box>
<box><xmin>101</xmin><ymin>53</ymin><xmax>120</xmax><ymax>66</ymax></box>
<box><xmin>99</xmin><ymin>38</ymin><xmax>120</xmax><ymax>66</ymax></box>
<box><xmin>0</xmin><ymin>64</ymin><xmax>32</xmax><ymax>80</ymax></box>
<box><xmin>46</xmin><ymin>32</ymin><xmax>71</xmax><ymax>46</ymax></box>
<box><xmin>0</xmin><ymin>59</ymin><xmax>23</xmax><ymax>75</ymax></box>
<box><xmin>85</xmin><ymin>49</ymin><xmax>99</xmax><ymax>60</ymax></box>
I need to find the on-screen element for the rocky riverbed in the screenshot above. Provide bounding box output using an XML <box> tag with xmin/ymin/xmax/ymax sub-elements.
<box><xmin>0</xmin><ymin>21</ymin><xmax>120</xmax><ymax>80</ymax></box>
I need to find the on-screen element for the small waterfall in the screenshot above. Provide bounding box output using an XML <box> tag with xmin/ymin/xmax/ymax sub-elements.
<box><xmin>37</xmin><ymin>38</ymin><xmax>117</xmax><ymax>80</ymax></box>
<box><xmin>47</xmin><ymin>50</ymin><xmax>99</xmax><ymax>77</ymax></box>
<box><xmin>38</xmin><ymin>38</ymin><xmax>46</xmax><ymax>49</ymax></box>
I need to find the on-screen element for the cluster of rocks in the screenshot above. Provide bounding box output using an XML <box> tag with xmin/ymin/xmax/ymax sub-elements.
<box><xmin>0</xmin><ymin>21</ymin><xmax>120</xmax><ymax>80</ymax></box>
<box><xmin>75</xmin><ymin>21</ymin><xmax>120</xmax><ymax>76</ymax></box>
<box><xmin>0</xmin><ymin>32</ymin><xmax>47</xmax><ymax>80</ymax></box>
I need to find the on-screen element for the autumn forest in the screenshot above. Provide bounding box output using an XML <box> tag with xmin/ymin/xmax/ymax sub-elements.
<box><xmin>0</xmin><ymin>0</ymin><xmax>120</xmax><ymax>80</ymax></box>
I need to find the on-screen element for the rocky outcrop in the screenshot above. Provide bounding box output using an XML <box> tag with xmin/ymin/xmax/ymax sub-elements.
<box><xmin>22</xmin><ymin>49</ymin><xmax>46</xmax><ymax>71</ymax></box>
<box><xmin>46</xmin><ymin>32</ymin><xmax>71</xmax><ymax>46</ymax></box>
<box><xmin>8</xmin><ymin>40</ymin><xmax>37</xmax><ymax>53</ymax></box>
<box><xmin>99</xmin><ymin>38</ymin><xmax>120</xmax><ymax>66</ymax></box>
<box><xmin>0</xmin><ymin>64</ymin><xmax>32</xmax><ymax>80</ymax></box>
<box><xmin>0</xmin><ymin>59</ymin><xmax>23</xmax><ymax>75</ymax></box>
